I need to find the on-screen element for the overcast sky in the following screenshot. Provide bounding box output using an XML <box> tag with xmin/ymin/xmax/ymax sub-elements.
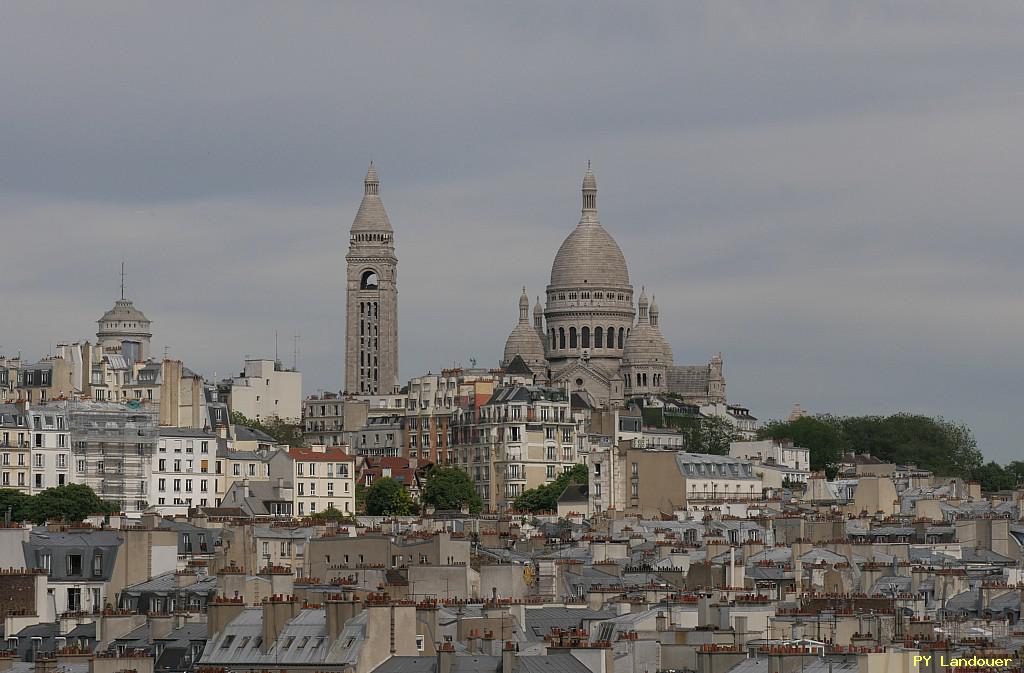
<box><xmin>2</xmin><ymin>3</ymin><xmax>1022</xmax><ymax>461</ymax></box>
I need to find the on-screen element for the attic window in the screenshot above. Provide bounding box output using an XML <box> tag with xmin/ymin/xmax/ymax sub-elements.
<box><xmin>221</xmin><ymin>635</ymin><xmax>235</xmax><ymax>649</ymax></box>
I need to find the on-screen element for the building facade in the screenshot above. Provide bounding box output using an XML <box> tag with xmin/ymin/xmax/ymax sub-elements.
<box><xmin>221</xmin><ymin>358</ymin><xmax>302</xmax><ymax>422</ymax></box>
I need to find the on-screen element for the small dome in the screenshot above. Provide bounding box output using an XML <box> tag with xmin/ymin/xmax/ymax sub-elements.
<box><xmin>533</xmin><ymin>297</ymin><xmax>543</xmax><ymax>317</ymax></box>
<box><xmin>623</xmin><ymin>294</ymin><xmax>672</xmax><ymax>366</ymax></box>
<box><xmin>99</xmin><ymin>298</ymin><xmax>150</xmax><ymax>324</ymax></box>
<box><xmin>519</xmin><ymin>287</ymin><xmax>529</xmax><ymax>311</ymax></box>
<box><xmin>503</xmin><ymin>323</ymin><xmax>547</xmax><ymax>369</ymax></box>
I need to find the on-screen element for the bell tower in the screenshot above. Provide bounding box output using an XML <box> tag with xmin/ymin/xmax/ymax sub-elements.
<box><xmin>345</xmin><ymin>162</ymin><xmax>399</xmax><ymax>394</ymax></box>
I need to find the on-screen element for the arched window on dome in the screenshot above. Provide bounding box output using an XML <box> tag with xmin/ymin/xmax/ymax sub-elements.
<box><xmin>594</xmin><ymin>327</ymin><xmax>603</xmax><ymax>349</ymax></box>
<box><xmin>549</xmin><ymin>329</ymin><xmax>556</xmax><ymax>350</ymax></box>
<box><xmin>581</xmin><ymin>327</ymin><xmax>590</xmax><ymax>349</ymax></box>
<box><xmin>618</xmin><ymin>328</ymin><xmax>625</xmax><ymax>349</ymax></box>
<box><xmin>642</xmin><ymin>373</ymin><xmax>648</xmax><ymax>387</ymax></box>
<box><xmin>624</xmin><ymin>374</ymin><xmax>630</xmax><ymax>389</ymax></box>
<box><xmin>558</xmin><ymin>328</ymin><xmax>565</xmax><ymax>350</ymax></box>
<box><xmin>636</xmin><ymin>373</ymin><xmax>642</xmax><ymax>387</ymax></box>
<box><xmin>607</xmin><ymin>326</ymin><xmax>615</xmax><ymax>349</ymax></box>
<box><xmin>569</xmin><ymin>327</ymin><xmax>578</xmax><ymax>349</ymax></box>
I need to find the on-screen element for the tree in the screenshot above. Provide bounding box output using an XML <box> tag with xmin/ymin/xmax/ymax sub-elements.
<box><xmin>364</xmin><ymin>477</ymin><xmax>418</xmax><ymax>516</ymax></box>
<box><xmin>26</xmin><ymin>484</ymin><xmax>118</xmax><ymax>524</ymax></box>
<box><xmin>310</xmin><ymin>506</ymin><xmax>357</xmax><ymax>525</ymax></box>
<box><xmin>513</xmin><ymin>464</ymin><xmax>588</xmax><ymax>514</ymax></box>
<box><xmin>971</xmin><ymin>462</ymin><xmax>1017</xmax><ymax>493</ymax></box>
<box><xmin>758</xmin><ymin>416</ymin><xmax>846</xmax><ymax>474</ymax></box>
<box><xmin>355</xmin><ymin>483</ymin><xmax>367</xmax><ymax>513</ymax></box>
<box><xmin>678</xmin><ymin>416</ymin><xmax>738</xmax><ymax>455</ymax></box>
<box><xmin>421</xmin><ymin>467</ymin><xmax>483</xmax><ymax>513</ymax></box>
<box><xmin>1006</xmin><ymin>461</ymin><xmax>1024</xmax><ymax>485</ymax></box>
<box><xmin>230</xmin><ymin>411</ymin><xmax>304</xmax><ymax>448</ymax></box>
<box><xmin>0</xmin><ymin>489</ymin><xmax>33</xmax><ymax>523</ymax></box>
<box><xmin>837</xmin><ymin>414</ymin><xmax>982</xmax><ymax>476</ymax></box>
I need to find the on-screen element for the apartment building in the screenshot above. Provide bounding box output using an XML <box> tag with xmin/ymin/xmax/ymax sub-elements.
<box><xmin>151</xmin><ymin>428</ymin><xmax>219</xmax><ymax>515</ymax></box>
<box><xmin>0</xmin><ymin>403</ymin><xmax>32</xmax><ymax>491</ymax></box>
<box><xmin>269</xmin><ymin>445</ymin><xmax>356</xmax><ymax>516</ymax></box>
<box><xmin>220</xmin><ymin>358</ymin><xmax>302</xmax><ymax>422</ymax></box>
<box><xmin>66</xmin><ymin>400</ymin><xmax>158</xmax><ymax>516</ymax></box>
<box><xmin>27</xmin><ymin>404</ymin><xmax>72</xmax><ymax>493</ymax></box>
<box><xmin>214</xmin><ymin>446</ymin><xmax>277</xmax><ymax>505</ymax></box>
<box><xmin>476</xmin><ymin>384</ymin><xmax>584</xmax><ymax>511</ymax></box>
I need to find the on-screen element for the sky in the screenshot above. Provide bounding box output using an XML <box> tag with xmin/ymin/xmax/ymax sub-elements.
<box><xmin>1</xmin><ymin>3</ymin><xmax>1022</xmax><ymax>461</ymax></box>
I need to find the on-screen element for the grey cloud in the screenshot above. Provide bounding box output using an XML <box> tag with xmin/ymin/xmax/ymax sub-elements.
<box><xmin>1</xmin><ymin>2</ymin><xmax>1022</xmax><ymax>460</ymax></box>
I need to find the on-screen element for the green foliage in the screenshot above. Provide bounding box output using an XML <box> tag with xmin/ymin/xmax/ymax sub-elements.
<box><xmin>674</xmin><ymin>415</ymin><xmax>738</xmax><ymax>456</ymax></box>
<box><xmin>971</xmin><ymin>462</ymin><xmax>1017</xmax><ymax>492</ymax></box>
<box><xmin>758</xmin><ymin>413</ymin><xmax>984</xmax><ymax>478</ymax></box>
<box><xmin>12</xmin><ymin>484</ymin><xmax>119</xmax><ymax>525</ymax></box>
<box><xmin>0</xmin><ymin>489</ymin><xmax>33</xmax><ymax>522</ymax></box>
<box><xmin>364</xmin><ymin>477</ymin><xmax>418</xmax><ymax>516</ymax></box>
<box><xmin>230</xmin><ymin>411</ymin><xmax>304</xmax><ymax>448</ymax></box>
<box><xmin>1006</xmin><ymin>461</ymin><xmax>1024</xmax><ymax>485</ymax></box>
<box><xmin>640</xmin><ymin>407</ymin><xmax>663</xmax><ymax>428</ymax></box>
<box><xmin>512</xmin><ymin>464</ymin><xmax>588</xmax><ymax>514</ymax></box>
<box><xmin>759</xmin><ymin>416</ymin><xmax>845</xmax><ymax>473</ymax></box>
<box><xmin>421</xmin><ymin>467</ymin><xmax>483</xmax><ymax>513</ymax></box>
<box><xmin>355</xmin><ymin>483</ymin><xmax>367</xmax><ymax>512</ymax></box>
<box><xmin>309</xmin><ymin>506</ymin><xmax>357</xmax><ymax>524</ymax></box>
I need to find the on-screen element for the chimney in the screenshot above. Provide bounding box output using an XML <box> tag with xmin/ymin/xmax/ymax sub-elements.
<box><xmin>656</xmin><ymin>611</ymin><xmax>668</xmax><ymax>631</ymax></box>
<box><xmin>326</xmin><ymin>595</ymin><xmax>345</xmax><ymax>641</ymax></box>
<box><xmin>501</xmin><ymin>640</ymin><xmax>517</xmax><ymax>673</ymax></box>
<box><xmin>262</xmin><ymin>595</ymin><xmax>299</xmax><ymax>651</ymax></box>
<box><xmin>438</xmin><ymin>641</ymin><xmax>456</xmax><ymax>673</ymax></box>
<box><xmin>208</xmin><ymin>598</ymin><xmax>246</xmax><ymax>640</ymax></box>
<box><xmin>243</xmin><ymin>477</ymin><xmax>251</xmax><ymax>498</ymax></box>
<box><xmin>734</xmin><ymin>615</ymin><xmax>748</xmax><ymax>645</ymax></box>
<box><xmin>149</xmin><ymin>612</ymin><xmax>174</xmax><ymax>640</ymax></box>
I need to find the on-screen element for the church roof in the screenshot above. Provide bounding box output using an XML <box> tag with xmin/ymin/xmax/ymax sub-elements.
<box><xmin>503</xmin><ymin>354</ymin><xmax>534</xmax><ymax>376</ymax></box>
<box><xmin>550</xmin><ymin>167</ymin><xmax>630</xmax><ymax>289</ymax></box>
<box><xmin>351</xmin><ymin>162</ymin><xmax>393</xmax><ymax>232</ymax></box>
<box><xmin>667</xmin><ymin>365</ymin><xmax>710</xmax><ymax>397</ymax></box>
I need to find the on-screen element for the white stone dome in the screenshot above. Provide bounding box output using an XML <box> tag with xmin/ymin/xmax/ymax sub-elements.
<box><xmin>503</xmin><ymin>288</ymin><xmax>547</xmax><ymax>370</ymax></box>
<box><xmin>550</xmin><ymin>223</ymin><xmax>630</xmax><ymax>288</ymax></box>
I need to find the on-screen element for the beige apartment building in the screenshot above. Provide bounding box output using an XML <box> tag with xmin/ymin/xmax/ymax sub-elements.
<box><xmin>467</xmin><ymin>384</ymin><xmax>584</xmax><ymax>511</ymax></box>
<box><xmin>269</xmin><ymin>445</ymin><xmax>357</xmax><ymax>516</ymax></box>
<box><xmin>221</xmin><ymin>358</ymin><xmax>302</xmax><ymax>422</ymax></box>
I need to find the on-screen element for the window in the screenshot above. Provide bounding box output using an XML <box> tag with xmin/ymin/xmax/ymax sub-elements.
<box><xmin>416</xmin><ymin>635</ymin><xmax>425</xmax><ymax>651</ymax></box>
<box><xmin>67</xmin><ymin>588</ymin><xmax>81</xmax><ymax>612</ymax></box>
<box><xmin>66</xmin><ymin>554</ymin><xmax>83</xmax><ymax>576</ymax></box>
<box><xmin>92</xmin><ymin>552</ymin><xmax>103</xmax><ymax>576</ymax></box>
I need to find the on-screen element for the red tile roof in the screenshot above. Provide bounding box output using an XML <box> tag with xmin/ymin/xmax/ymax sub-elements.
<box><xmin>288</xmin><ymin>446</ymin><xmax>355</xmax><ymax>461</ymax></box>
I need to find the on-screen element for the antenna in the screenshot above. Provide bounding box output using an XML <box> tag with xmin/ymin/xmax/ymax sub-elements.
<box><xmin>120</xmin><ymin>261</ymin><xmax>125</xmax><ymax>299</ymax></box>
<box><xmin>275</xmin><ymin>331</ymin><xmax>279</xmax><ymax>362</ymax></box>
<box><xmin>293</xmin><ymin>334</ymin><xmax>300</xmax><ymax>371</ymax></box>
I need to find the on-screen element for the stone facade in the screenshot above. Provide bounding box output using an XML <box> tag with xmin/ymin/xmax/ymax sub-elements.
<box><xmin>345</xmin><ymin>163</ymin><xmax>399</xmax><ymax>395</ymax></box>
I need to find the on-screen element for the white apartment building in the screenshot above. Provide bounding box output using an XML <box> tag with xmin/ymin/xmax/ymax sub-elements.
<box><xmin>222</xmin><ymin>358</ymin><xmax>302</xmax><ymax>422</ymax></box>
<box><xmin>28</xmin><ymin>404</ymin><xmax>72</xmax><ymax>493</ymax></box>
<box><xmin>269</xmin><ymin>445</ymin><xmax>356</xmax><ymax>516</ymax></box>
<box><xmin>152</xmin><ymin>428</ymin><xmax>218</xmax><ymax>514</ymax></box>
<box><xmin>729</xmin><ymin>439</ymin><xmax>810</xmax><ymax>473</ymax></box>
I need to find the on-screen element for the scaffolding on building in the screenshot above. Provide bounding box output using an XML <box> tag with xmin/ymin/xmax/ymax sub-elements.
<box><xmin>66</xmin><ymin>400</ymin><xmax>157</xmax><ymax>515</ymax></box>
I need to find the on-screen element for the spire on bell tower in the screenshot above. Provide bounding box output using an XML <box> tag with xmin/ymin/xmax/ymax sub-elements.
<box><xmin>364</xmin><ymin>161</ymin><xmax>379</xmax><ymax>196</ymax></box>
<box><xmin>581</xmin><ymin>161</ymin><xmax>597</xmax><ymax>221</ymax></box>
